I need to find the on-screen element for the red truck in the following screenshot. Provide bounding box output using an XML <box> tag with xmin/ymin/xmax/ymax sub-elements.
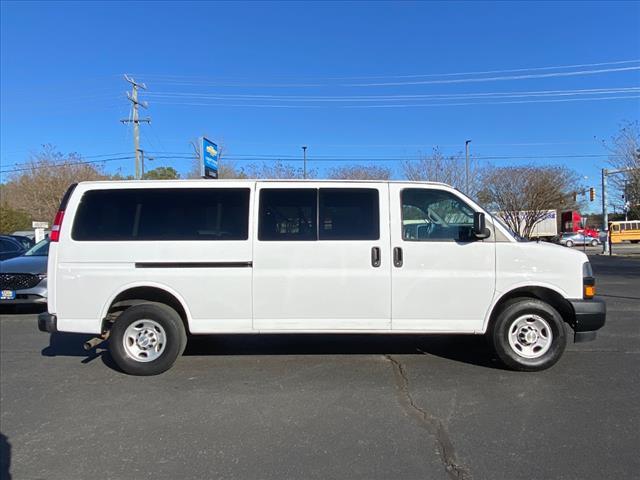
<box><xmin>561</xmin><ymin>210</ymin><xmax>598</xmax><ymax>238</ymax></box>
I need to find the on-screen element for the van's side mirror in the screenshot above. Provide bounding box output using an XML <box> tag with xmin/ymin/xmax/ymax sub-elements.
<box><xmin>473</xmin><ymin>212</ymin><xmax>490</xmax><ymax>239</ymax></box>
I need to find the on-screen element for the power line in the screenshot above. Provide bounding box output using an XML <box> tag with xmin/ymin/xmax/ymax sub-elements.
<box><xmin>327</xmin><ymin>59</ymin><xmax>640</xmax><ymax>80</ymax></box>
<box><xmin>148</xmin><ymin>94</ymin><xmax>640</xmax><ymax>109</ymax></box>
<box><xmin>130</xmin><ymin>59</ymin><xmax>640</xmax><ymax>82</ymax></box>
<box><xmin>5</xmin><ymin>152</ymin><xmax>131</xmax><ymax>169</ymax></box>
<box><xmin>0</xmin><ymin>156</ymin><xmax>135</xmax><ymax>174</ymax></box>
<box><xmin>148</xmin><ymin>153</ymin><xmax>624</xmax><ymax>161</ymax></box>
<box><xmin>1</xmin><ymin>151</ymin><xmax>626</xmax><ymax>175</ymax></box>
<box><xmin>346</xmin><ymin>66</ymin><xmax>640</xmax><ymax>87</ymax></box>
<box><xmin>144</xmin><ymin>86</ymin><xmax>640</xmax><ymax>102</ymax></box>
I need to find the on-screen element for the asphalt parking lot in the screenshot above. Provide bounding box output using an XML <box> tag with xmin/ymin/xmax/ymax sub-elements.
<box><xmin>1</xmin><ymin>253</ymin><xmax>638</xmax><ymax>480</ymax></box>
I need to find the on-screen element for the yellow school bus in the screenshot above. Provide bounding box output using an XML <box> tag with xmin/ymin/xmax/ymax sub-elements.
<box><xmin>609</xmin><ymin>220</ymin><xmax>640</xmax><ymax>243</ymax></box>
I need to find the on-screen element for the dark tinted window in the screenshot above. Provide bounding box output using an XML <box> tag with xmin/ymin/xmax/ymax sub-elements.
<box><xmin>401</xmin><ymin>189</ymin><xmax>475</xmax><ymax>242</ymax></box>
<box><xmin>319</xmin><ymin>189</ymin><xmax>379</xmax><ymax>240</ymax></box>
<box><xmin>72</xmin><ymin>188</ymin><xmax>250</xmax><ymax>241</ymax></box>
<box><xmin>258</xmin><ymin>189</ymin><xmax>317</xmax><ymax>241</ymax></box>
<box><xmin>0</xmin><ymin>238</ymin><xmax>20</xmax><ymax>252</ymax></box>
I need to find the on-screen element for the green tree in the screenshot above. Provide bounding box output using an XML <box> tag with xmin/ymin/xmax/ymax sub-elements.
<box><xmin>143</xmin><ymin>166</ymin><xmax>180</xmax><ymax>180</ymax></box>
<box><xmin>0</xmin><ymin>204</ymin><xmax>32</xmax><ymax>234</ymax></box>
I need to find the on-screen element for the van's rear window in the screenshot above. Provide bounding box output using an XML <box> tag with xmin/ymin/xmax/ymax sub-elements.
<box><xmin>72</xmin><ymin>188</ymin><xmax>250</xmax><ymax>241</ymax></box>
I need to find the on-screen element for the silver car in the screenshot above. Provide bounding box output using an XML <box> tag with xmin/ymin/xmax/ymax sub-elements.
<box><xmin>0</xmin><ymin>238</ymin><xmax>49</xmax><ymax>304</ymax></box>
<box><xmin>559</xmin><ymin>232</ymin><xmax>600</xmax><ymax>247</ymax></box>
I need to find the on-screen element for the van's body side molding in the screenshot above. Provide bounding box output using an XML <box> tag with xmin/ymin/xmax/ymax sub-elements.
<box><xmin>135</xmin><ymin>262</ymin><xmax>253</xmax><ymax>269</ymax></box>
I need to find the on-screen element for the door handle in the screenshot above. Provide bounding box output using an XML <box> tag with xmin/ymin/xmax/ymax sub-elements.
<box><xmin>371</xmin><ymin>246</ymin><xmax>381</xmax><ymax>267</ymax></box>
<box><xmin>393</xmin><ymin>247</ymin><xmax>403</xmax><ymax>267</ymax></box>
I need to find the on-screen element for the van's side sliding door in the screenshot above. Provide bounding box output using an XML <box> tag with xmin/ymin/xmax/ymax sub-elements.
<box><xmin>252</xmin><ymin>182</ymin><xmax>391</xmax><ymax>331</ymax></box>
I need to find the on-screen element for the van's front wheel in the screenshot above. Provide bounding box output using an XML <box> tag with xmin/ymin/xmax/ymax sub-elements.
<box><xmin>489</xmin><ymin>298</ymin><xmax>567</xmax><ymax>371</ymax></box>
<box><xmin>109</xmin><ymin>303</ymin><xmax>187</xmax><ymax>375</ymax></box>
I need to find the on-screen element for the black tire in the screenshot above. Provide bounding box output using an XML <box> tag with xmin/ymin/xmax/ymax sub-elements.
<box><xmin>109</xmin><ymin>303</ymin><xmax>187</xmax><ymax>376</ymax></box>
<box><xmin>565</xmin><ymin>240</ymin><xmax>574</xmax><ymax>247</ymax></box>
<box><xmin>489</xmin><ymin>298</ymin><xmax>567</xmax><ymax>372</ymax></box>
<box><xmin>590</xmin><ymin>239</ymin><xmax>598</xmax><ymax>247</ymax></box>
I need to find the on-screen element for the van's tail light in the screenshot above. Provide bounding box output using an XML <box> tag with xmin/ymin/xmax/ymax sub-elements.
<box><xmin>50</xmin><ymin>210</ymin><xmax>65</xmax><ymax>242</ymax></box>
<box><xmin>50</xmin><ymin>183</ymin><xmax>78</xmax><ymax>242</ymax></box>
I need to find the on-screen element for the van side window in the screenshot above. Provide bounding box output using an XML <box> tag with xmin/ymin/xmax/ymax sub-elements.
<box><xmin>319</xmin><ymin>189</ymin><xmax>379</xmax><ymax>240</ymax></box>
<box><xmin>258</xmin><ymin>189</ymin><xmax>317</xmax><ymax>241</ymax></box>
<box><xmin>72</xmin><ymin>188</ymin><xmax>250</xmax><ymax>241</ymax></box>
<box><xmin>401</xmin><ymin>189</ymin><xmax>475</xmax><ymax>242</ymax></box>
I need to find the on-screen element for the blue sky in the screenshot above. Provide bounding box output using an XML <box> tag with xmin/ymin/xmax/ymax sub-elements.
<box><xmin>1</xmin><ymin>0</ymin><xmax>639</xmax><ymax>210</ymax></box>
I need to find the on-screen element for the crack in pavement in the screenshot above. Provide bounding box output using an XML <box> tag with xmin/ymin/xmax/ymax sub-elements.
<box><xmin>384</xmin><ymin>354</ymin><xmax>471</xmax><ymax>480</ymax></box>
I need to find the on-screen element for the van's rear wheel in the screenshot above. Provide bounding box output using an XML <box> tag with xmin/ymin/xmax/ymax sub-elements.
<box><xmin>109</xmin><ymin>303</ymin><xmax>187</xmax><ymax>375</ymax></box>
<box><xmin>489</xmin><ymin>298</ymin><xmax>566</xmax><ymax>371</ymax></box>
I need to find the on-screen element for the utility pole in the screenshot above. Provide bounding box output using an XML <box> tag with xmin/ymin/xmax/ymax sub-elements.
<box><xmin>120</xmin><ymin>75</ymin><xmax>150</xmax><ymax>179</ymax></box>
<box><xmin>601</xmin><ymin>165</ymin><xmax>639</xmax><ymax>254</ymax></box>
<box><xmin>465</xmin><ymin>140</ymin><xmax>472</xmax><ymax>196</ymax></box>
<box><xmin>140</xmin><ymin>150</ymin><xmax>155</xmax><ymax>179</ymax></box>
<box><xmin>302</xmin><ymin>145</ymin><xmax>308</xmax><ymax>179</ymax></box>
<box><xmin>602</xmin><ymin>168</ymin><xmax>608</xmax><ymax>254</ymax></box>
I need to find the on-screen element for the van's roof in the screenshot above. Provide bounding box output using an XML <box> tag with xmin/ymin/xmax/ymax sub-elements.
<box><xmin>76</xmin><ymin>179</ymin><xmax>453</xmax><ymax>188</ymax></box>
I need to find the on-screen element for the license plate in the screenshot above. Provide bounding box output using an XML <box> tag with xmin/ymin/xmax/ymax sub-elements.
<box><xmin>1</xmin><ymin>290</ymin><xmax>16</xmax><ymax>300</ymax></box>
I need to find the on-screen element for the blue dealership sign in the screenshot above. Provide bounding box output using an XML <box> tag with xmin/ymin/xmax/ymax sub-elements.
<box><xmin>201</xmin><ymin>137</ymin><xmax>219</xmax><ymax>179</ymax></box>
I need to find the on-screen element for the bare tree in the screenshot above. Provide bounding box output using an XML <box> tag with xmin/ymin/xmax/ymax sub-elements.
<box><xmin>243</xmin><ymin>160</ymin><xmax>315</xmax><ymax>179</ymax></box>
<box><xmin>401</xmin><ymin>148</ymin><xmax>483</xmax><ymax>198</ymax></box>
<box><xmin>327</xmin><ymin>164</ymin><xmax>392</xmax><ymax>180</ymax></box>
<box><xmin>1</xmin><ymin>145</ymin><xmax>108</xmax><ymax>223</ymax></box>
<box><xmin>604</xmin><ymin>121</ymin><xmax>640</xmax><ymax>219</ymax></box>
<box><xmin>478</xmin><ymin>165</ymin><xmax>581</xmax><ymax>238</ymax></box>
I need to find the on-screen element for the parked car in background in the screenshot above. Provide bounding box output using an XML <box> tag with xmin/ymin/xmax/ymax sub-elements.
<box><xmin>11</xmin><ymin>230</ymin><xmax>36</xmax><ymax>241</ymax></box>
<box><xmin>0</xmin><ymin>235</ymin><xmax>28</xmax><ymax>260</ymax></box>
<box><xmin>0</xmin><ymin>238</ymin><xmax>50</xmax><ymax>304</ymax></box>
<box><xmin>559</xmin><ymin>232</ymin><xmax>600</xmax><ymax>247</ymax></box>
<box><xmin>8</xmin><ymin>235</ymin><xmax>35</xmax><ymax>250</ymax></box>
<box><xmin>12</xmin><ymin>230</ymin><xmax>51</xmax><ymax>243</ymax></box>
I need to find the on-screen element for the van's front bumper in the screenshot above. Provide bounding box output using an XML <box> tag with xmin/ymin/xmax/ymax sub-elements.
<box><xmin>568</xmin><ymin>297</ymin><xmax>606</xmax><ymax>343</ymax></box>
<box><xmin>38</xmin><ymin>312</ymin><xmax>57</xmax><ymax>333</ymax></box>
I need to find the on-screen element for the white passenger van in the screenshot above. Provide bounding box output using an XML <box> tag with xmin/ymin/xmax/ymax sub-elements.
<box><xmin>38</xmin><ymin>180</ymin><xmax>605</xmax><ymax>375</ymax></box>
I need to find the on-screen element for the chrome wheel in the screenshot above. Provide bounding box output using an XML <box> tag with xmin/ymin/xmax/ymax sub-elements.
<box><xmin>507</xmin><ymin>314</ymin><xmax>553</xmax><ymax>359</ymax></box>
<box><xmin>122</xmin><ymin>319</ymin><xmax>167</xmax><ymax>362</ymax></box>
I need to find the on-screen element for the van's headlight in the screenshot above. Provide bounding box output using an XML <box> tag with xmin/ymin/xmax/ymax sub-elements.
<box><xmin>582</xmin><ymin>262</ymin><xmax>595</xmax><ymax>299</ymax></box>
